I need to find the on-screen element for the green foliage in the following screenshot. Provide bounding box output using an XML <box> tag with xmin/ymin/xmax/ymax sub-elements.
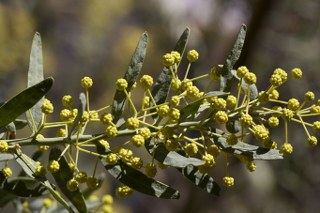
<box><xmin>96</xmin><ymin>142</ymin><xmax>180</xmax><ymax>199</ymax></box>
<box><xmin>49</xmin><ymin>148</ymin><xmax>87</xmax><ymax>213</ymax></box>
<box><xmin>0</xmin><ymin>26</ymin><xmax>318</xmax><ymax>212</ymax></box>
<box><xmin>0</xmin><ymin>78</ymin><xmax>53</xmax><ymax>129</ymax></box>
<box><xmin>112</xmin><ymin>32</ymin><xmax>148</xmax><ymax>123</ymax></box>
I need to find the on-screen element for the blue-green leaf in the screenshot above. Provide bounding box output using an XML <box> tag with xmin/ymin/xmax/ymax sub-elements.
<box><xmin>0</xmin><ymin>153</ymin><xmax>14</xmax><ymax>162</ymax></box>
<box><xmin>145</xmin><ymin>139</ymin><xmax>204</xmax><ymax>167</ymax></box>
<box><xmin>96</xmin><ymin>142</ymin><xmax>180</xmax><ymax>199</ymax></box>
<box><xmin>0</xmin><ymin>77</ymin><xmax>54</xmax><ymax>129</ymax></box>
<box><xmin>26</xmin><ymin>32</ymin><xmax>45</xmax><ymax>132</ymax></box>
<box><xmin>220</xmin><ymin>24</ymin><xmax>247</xmax><ymax>92</ymax></box>
<box><xmin>0</xmin><ymin>175</ymin><xmax>47</xmax><ymax>198</ymax></box>
<box><xmin>112</xmin><ymin>32</ymin><xmax>148</xmax><ymax>123</ymax></box>
<box><xmin>214</xmin><ymin>137</ymin><xmax>283</xmax><ymax>160</ymax></box>
<box><xmin>177</xmin><ymin>165</ymin><xmax>220</xmax><ymax>196</ymax></box>
<box><xmin>49</xmin><ymin>148</ymin><xmax>87</xmax><ymax>213</ymax></box>
<box><xmin>14</xmin><ymin>149</ymin><xmax>74</xmax><ymax>213</ymax></box>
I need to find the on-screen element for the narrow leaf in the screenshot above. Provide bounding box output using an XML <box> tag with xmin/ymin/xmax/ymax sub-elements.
<box><xmin>0</xmin><ymin>77</ymin><xmax>54</xmax><ymax>129</ymax></box>
<box><xmin>155</xmin><ymin>144</ymin><xmax>204</xmax><ymax>167</ymax></box>
<box><xmin>26</xmin><ymin>33</ymin><xmax>45</xmax><ymax>132</ymax></box>
<box><xmin>146</xmin><ymin>139</ymin><xmax>204</xmax><ymax>167</ymax></box>
<box><xmin>0</xmin><ymin>153</ymin><xmax>14</xmax><ymax>162</ymax></box>
<box><xmin>0</xmin><ymin>174</ymin><xmax>47</xmax><ymax>197</ymax></box>
<box><xmin>214</xmin><ymin>137</ymin><xmax>283</xmax><ymax>160</ymax></box>
<box><xmin>220</xmin><ymin>24</ymin><xmax>247</xmax><ymax>92</ymax></box>
<box><xmin>14</xmin><ymin>149</ymin><xmax>75</xmax><ymax>213</ymax></box>
<box><xmin>49</xmin><ymin>148</ymin><xmax>87</xmax><ymax>213</ymax></box>
<box><xmin>96</xmin><ymin>142</ymin><xmax>180</xmax><ymax>199</ymax></box>
<box><xmin>151</xmin><ymin>28</ymin><xmax>190</xmax><ymax>109</ymax></box>
<box><xmin>177</xmin><ymin>165</ymin><xmax>220</xmax><ymax>196</ymax></box>
<box><xmin>112</xmin><ymin>32</ymin><xmax>148</xmax><ymax>123</ymax></box>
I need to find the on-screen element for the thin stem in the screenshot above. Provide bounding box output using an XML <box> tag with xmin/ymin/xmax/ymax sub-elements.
<box><xmin>124</xmin><ymin>89</ymin><xmax>137</xmax><ymax>116</ymax></box>
<box><xmin>184</xmin><ymin>63</ymin><xmax>192</xmax><ymax>80</ymax></box>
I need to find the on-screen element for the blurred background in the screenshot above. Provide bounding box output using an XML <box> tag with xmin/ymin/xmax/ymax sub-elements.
<box><xmin>1</xmin><ymin>0</ymin><xmax>320</xmax><ymax>212</ymax></box>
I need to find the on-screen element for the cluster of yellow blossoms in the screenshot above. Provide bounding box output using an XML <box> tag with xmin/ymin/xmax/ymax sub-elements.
<box><xmin>1</xmin><ymin>45</ymin><xmax>319</xmax><ymax>212</ymax></box>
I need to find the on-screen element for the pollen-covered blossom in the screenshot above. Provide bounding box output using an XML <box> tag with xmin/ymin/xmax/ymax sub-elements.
<box><xmin>34</xmin><ymin>163</ymin><xmax>46</xmax><ymax>177</ymax></box>
<box><xmin>100</xmin><ymin>113</ymin><xmax>113</xmax><ymax>125</ymax></box>
<box><xmin>157</xmin><ymin>104</ymin><xmax>170</xmax><ymax>117</ymax></box>
<box><xmin>208</xmin><ymin>97</ymin><xmax>227</xmax><ymax>110</ymax></box>
<box><xmin>118</xmin><ymin>148</ymin><xmax>133</xmax><ymax>162</ymax></box>
<box><xmin>268</xmin><ymin>116</ymin><xmax>279</xmax><ymax>127</ymax></box>
<box><xmin>99</xmin><ymin>139</ymin><xmax>110</xmax><ymax>149</ymax></box>
<box><xmin>244</xmin><ymin>72</ymin><xmax>257</xmax><ymax>85</ymax></box>
<box><xmin>280</xmin><ymin>143</ymin><xmax>293</xmax><ymax>155</ymax></box>
<box><xmin>130</xmin><ymin>157</ymin><xmax>143</xmax><ymax>169</ymax></box>
<box><xmin>187</xmin><ymin>49</ymin><xmax>199</xmax><ymax>62</ymax></box>
<box><xmin>0</xmin><ymin>141</ymin><xmax>9</xmax><ymax>152</ymax></box>
<box><xmin>139</xmin><ymin>75</ymin><xmax>153</xmax><ymax>90</ymax></box>
<box><xmin>41</xmin><ymin>98</ymin><xmax>54</xmax><ymax>114</ymax></box>
<box><xmin>184</xmin><ymin>143</ymin><xmax>198</xmax><ymax>156</ymax></box>
<box><xmin>170</xmin><ymin>95</ymin><xmax>180</xmax><ymax>107</ymax></box>
<box><xmin>307</xmin><ymin>136</ymin><xmax>317</xmax><ymax>146</ymax></box>
<box><xmin>287</xmin><ymin>98</ymin><xmax>300</xmax><ymax>110</ymax></box>
<box><xmin>207</xmin><ymin>144</ymin><xmax>220</xmax><ymax>157</ymax></box>
<box><xmin>126</xmin><ymin>117</ymin><xmax>139</xmax><ymax>130</ymax></box>
<box><xmin>47</xmin><ymin>160</ymin><xmax>60</xmax><ymax>173</ymax></box>
<box><xmin>115</xmin><ymin>78</ymin><xmax>128</xmax><ymax>90</ymax></box>
<box><xmin>62</xmin><ymin>95</ymin><xmax>73</xmax><ymax>108</ymax></box>
<box><xmin>312</xmin><ymin>121</ymin><xmax>320</xmax><ymax>132</ymax></box>
<box><xmin>273</xmin><ymin>68</ymin><xmax>287</xmax><ymax>82</ymax></box>
<box><xmin>106</xmin><ymin>126</ymin><xmax>118</xmax><ymax>137</ymax></box>
<box><xmin>170</xmin><ymin>51</ymin><xmax>181</xmax><ymax>63</ymax></box>
<box><xmin>162</xmin><ymin>53</ymin><xmax>175</xmax><ymax>67</ymax></box>
<box><xmin>138</xmin><ymin>127</ymin><xmax>151</xmax><ymax>139</ymax></box>
<box><xmin>2</xmin><ymin>167</ymin><xmax>12</xmax><ymax>178</ymax></box>
<box><xmin>171</xmin><ymin>78</ymin><xmax>181</xmax><ymax>90</ymax></box>
<box><xmin>236</xmin><ymin>66</ymin><xmax>249</xmax><ymax>78</ymax></box>
<box><xmin>60</xmin><ymin>109</ymin><xmax>73</xmax><ymax>121</ymax></box>
<box><xmin>181</xmin><ymin>79</ymin><xmax>193</xmax><ymax>90</ymax></box>
<box><xmin>169</xmin><ymin>108</ymin><xmax>180</xmax><ymax>121</ymax></box>
<box><xmin>130</xmin><ymin>134</ymin><xmax>145</xmax><ymax>147</ymax></box>
<box><xmin>291</xmin><ymin>68</ymin><xmax>303</xmax><ymax>79</ymax></box>
<box><xmin>106</xmin><ymin>153</ymin><xmax>118</xmax><ymax>165</ymax></box>
<box><xmin>240</xmin><ymin>113</ymin><xmax>253</xmax><ymax>127</ymax></box>
<box><xmin>246</xmin><ymin>161</ymin><xmax>256</xmax><ymax>172</ymax></box>
<box><xmin>202</xmin><ymin>153</ymin><xmax>215</xmax><ymax>167</ymax></box>
<box><xmin>270</xmin><ymin>74</ymin><xmax>283</xmax><ymax>87</ymax></box>
<box><xmin>223</xmin><ymin>176</ymin><xmax>235</xmax><ymax>187</ymax></box>
<box><xmin>226</xmin><ymin>95</ymin><xmax>237</xmax><ymax>107</ymax></box>
<box><xmin>81</xmin><ymin>76</ymin><xmax>93</xmax><ymax>89</ymax></box>
<box><xmin>116</xmin><ymin>185</ymin><xmax>132</xmax><ymax>198</ymax></box>
<box><xmin>304</xmin><ymin>91</ymin><xmax>315</xmax><ymax>102</ymax></box>
<box><xmin>252</xmin><ymin>125</ymin><xmax>269</xmax><ymax>142</ymax></box>
<box><xmin>281</xmin><ymin>108</ymin><xmax>294</xmax><ymax>120</ymax></box>
<box><xmin>214</xmin><ymin>111</ymin><xmax>228</xmax><ymax>124</ymax></box>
